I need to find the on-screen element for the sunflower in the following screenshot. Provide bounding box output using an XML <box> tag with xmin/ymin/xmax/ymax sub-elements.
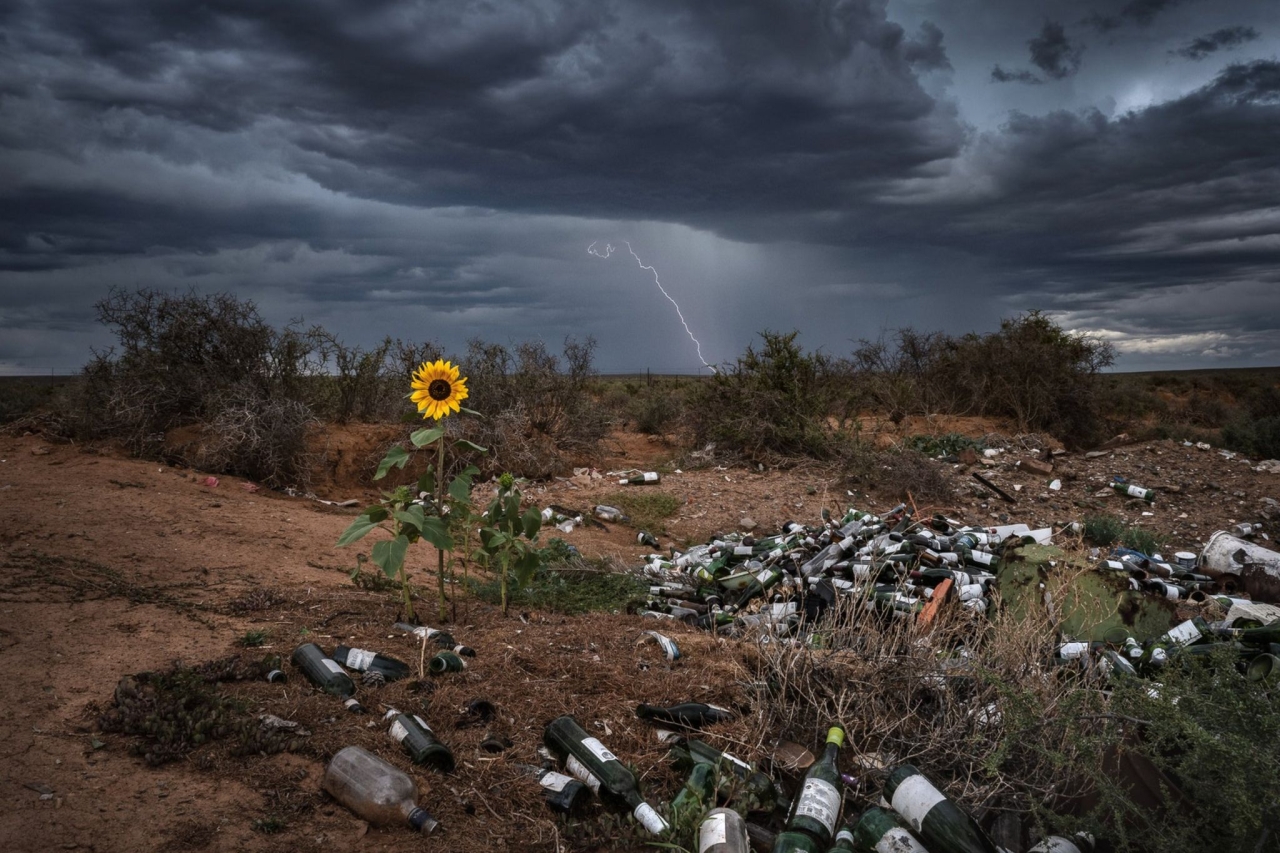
<box><xmin>410</xmin><ymin>359</ymin><xmax>469</xmax><ymax>420</ymax></box>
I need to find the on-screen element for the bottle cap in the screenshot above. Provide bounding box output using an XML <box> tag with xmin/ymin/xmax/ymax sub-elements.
<box><xmin>633</xmin><ymin>802</ymin><xmax>670</xmax><ymax>835</ymax></box>
<box><xmin>409</xmin><ymin>807</ymin><xmax>439</xmax><ymax>834</ymax></box>
<box><xmin>826</xmin><ymin>726</ymin><xmax>845</xmax><ymax>747</ymax></box>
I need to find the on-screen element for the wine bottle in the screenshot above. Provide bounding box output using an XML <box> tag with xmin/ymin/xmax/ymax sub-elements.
<box><xmin>669</xmin><ymin>738</ymin><xmax>779</xmax><ymax>813</ymax></box>
<box><xmin>781</xmin><ymin>727</ymin><xmax>844</xmax><ymax>847</ymax></box>
<box><xmin>882</xmin><ymin>764</ymin><xmax>1000</xmax><ymax>853</ymax></box>
<box><xmin>620</xmin><ymin>471</ymin><xmax>661</xmax><ymax>485</ymax></box>
<box><xmin>670</xmin><ymin>762</ymin><xmax>716</xmax><ymax>822</ymax></box>
<box><xmin>1156</xmin><ymin>616</ymin><xmax>1213</xmax><ymax>648</ymax></box>
<box><xmin>1222</xmin><ymin>619</ymin><xmax>1280</xmax><ymax>646</ymax></box>
<box><xmin>1027</xmin><ymin>833</ymin><xmax>1095</xmax><ymax>853</ymax></box>
<box><xmin>322</xmin><ymin>745</ymin><xmax>438</xmax><ymax>833</ymax></box>
<box><xmin>734</xmin><ymin>567</ymin><xmax>785</xmax><ymax>608</ymax></box>
<box><xmin>772</xmin><ymin>830</ymin><xmax>822</xmax><ymax>852</ymax></box>
<box><xmin>516</xmin><ymin>763</ymin><xmax>590</xmax><ymax>814</ymax></box>
<box><xmin>594</xmin><ymin>504</ymin><xmax>630</xmax><ymax>522</ymax></box>
<box><xmin>699</xmin><ymin>807</ymin><xmax>751</xmax><ymax>853</ymax></box>
<box><xmin>639</xmin><ymin>531</ymin><xmax>661</xmax><ymax>548</ymax></box>
<box><xmin>332</xmin><ymin>645</ymin><xmax>411</xmax><ymax>682</ymax></box>
<box><xmin>429</xmin><ymin>650</ymin><xmax>467</xmax><ymax>673</ymax></box>
<box><xmin>382</xmin><ymin>708</ymin><xmax>455</xmax><ymax>772</ymax></box>
<box><xmin>848</xmin><ymin>806</ymin><xmax>929</xmax><ymax>853</ymax></box>
<box><xmin>291</xmin><ymin>643</ymin><xmax>365</xmax><ymax>713</ymax></box>
<box><xmin>1110</xmin><ymin>481</ymin><xmax>1155</xmax><ymax>502</ymax></box>
<box><xmin>636</xmin><ymin>702</ymin><xmax>736</xmax><ymax>728</ymax></box>
<box><xmin>543</xmin><ymin>715</ymin><xmax>669</xmax><ymax>835</ymax></box>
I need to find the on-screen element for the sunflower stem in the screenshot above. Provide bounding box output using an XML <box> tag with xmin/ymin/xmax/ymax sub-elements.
<box><xmin>435</xmin><ymin>435</ymin><xmax>448</xmax><ymax>624</ymax></box>
<box><xmin>500</xmin><ymin>550</ymin><xmax>509</xmax><ymax>616</ymax></box>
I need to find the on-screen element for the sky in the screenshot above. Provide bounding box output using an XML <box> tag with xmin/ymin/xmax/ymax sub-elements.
<box><xmin>2</xmin><ymin>0</ymin><xmax>1279</xmax><ymax>375</ymax></box>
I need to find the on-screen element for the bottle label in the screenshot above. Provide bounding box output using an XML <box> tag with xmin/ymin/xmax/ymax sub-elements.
<box><xmin>834</xmin><ymin>829</ymin><xmax>855</xmax><ymax>847</ymax></box>
<box><xmin>389</xmin><ymin>719</ymin><xmax>409</xmax><ymax>743</ymax></box>
<box><xmin>890</xmin><ymin>774</ymin><xmax>946</xmax><ymax>831</ymax></box>
<box><xmin>698</xmin><ymin>812</ymin><xmax>728</xmax><ymax>851</ymax></box>
<box><xmin>564</xmin><ymin>755</ymin><xmax>602</xmax><ymax>793</ymax></box>
<box><xmin>793</xmin><ymin>778</ymin><xmax>841</xmax><ymax>835</ymax></box>
<box><xmin>1059</xmin><ymin>642</ymin><xmax>1089</xmax><ymax>659</ymax></box>
<box><xmin>581</xmin><ymin>737</ymin><xmax>617</xmax><ymax>764</ymax></box>
<box><xmin>719</xmin><ymin>750</ymin><xmax>751</xmax><ymax>772</ymax></box>
<box><xmin>735</xmin><ymin>545</ymin><xmax>755</xmax><ymax>556</ymax></box>
<box><xmin>877</xmin><ymin>828</ymin><xmax>927</xmax><ymax>853</ymax></box>
<box><xmin>413</xmin><ymin>715</ymin><xmax>432</xmax><ymax>732</ymax></box>
<box><xmin>1164</xmin><ymin>619</ymin><xmax>1202</xmax><ymax>646</ymax></box>
<box><xmin>643</xmin><ymin>472</ymin><xmax>659</xmax><ymax>482</ymax></box>
<box><xmin>345</xmin><ymin>648</ymin><xmax>376</xmax><ymax>671</ymax></box>
<box><xmin>540</xmin><ymin>771</ymin><xmax>575</xmax><ymax>793</ymax></box>
<box><xmin>633</xmin><ymin>802</ymin><xmax>669</xmax><ymax>835</ymax></box>
<box><xmin>1125</xmin><ymin>484</ymin><xmax>1146</xmax><ymax>498</ymax></box>
<box><xmin>321</xmin><ymin>658</ymin><xmax>345</xmax><ymax>675</ymax></box>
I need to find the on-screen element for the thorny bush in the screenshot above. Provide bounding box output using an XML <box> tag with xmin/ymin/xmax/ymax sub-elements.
<box><xmin>458</xmin><ymin>336</ymin><xmax>608</xmax><ymax>478</ymax></box>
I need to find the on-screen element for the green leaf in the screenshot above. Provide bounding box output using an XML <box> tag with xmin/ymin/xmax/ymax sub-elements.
<box><xmin>393</xmin><ymin>504</ymin><xmax>426</xmax><ymax>534</ymax></box>
<box><xmin>416</xmin><ymin>467</ymin><xmax>436</xmax><ymax>496</ymax></box>
<box><xmin>371</xmin><ymin>535</ymin><xmax>409</xmax><ymax>579</ymax></box>
<box><xmin>374</xmin><ymin>446</ymin><xmax>411</xmax><ymax>480</ymax></box>
<box><xmin>420</xmin><ymin>516</ymin><xmax>454</xmax><ymax>551</ymax></box>
<box><xmin>485</xmin><ymin>530</ymin><xmax>510</xmax><ymax>550</ymax></box>
<box><xmin>410</xmin><ymin>426</ymin><xmax>446</xmax><ymax>447</ymax></box>
<box><xmin>521</xmin><ymin>506</ymin><xmax>542</xmax><ymax>540</ymax></box>
<box><xmin>514</xmin><ymin>549</ymin><xmax>542</xmax><ymax>586</ymax></box>
<box><xmin>454</xmin><ymin>439</ymin><xmax>488</xmax><ymax>454</ymax></box>
<box><xmin>448</xmin><ymin>475</ymin><xmax>473</xmax><ymax>505</ymax></box>
<box><xmin>504</xmin><ymin>492</ymin><xmax>521</xmax><ymax>525</ymax></box>
<box><xmin>336</xmin><ymin>507</ymin><xmax>388</xmax><ymax>546</ymax></box>
<box><xmin>459</xmin><ymin>406</ymin><xmax>482</xmax><ymax>417</ymax></box>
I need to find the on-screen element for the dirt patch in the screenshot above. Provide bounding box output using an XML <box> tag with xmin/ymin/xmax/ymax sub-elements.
<box><xmin>1</xmin><ymin>424</ymin><xmax>1277</xmax><ymax>852</ymax></box>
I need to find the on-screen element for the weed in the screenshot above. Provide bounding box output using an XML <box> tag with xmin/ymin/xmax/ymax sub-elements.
<box><xmin>1083</xmin><ymin>514</ymin><xmax>1126</xmax><ymax>547</ymax></box>
<box><xmin>237</xmin><ymin>629</ymin><xmax>268</xmax><ymax>648</ymax></box>
<box><xmin>602</xmin><ymin>490</ymin><xmax>682</xmax><ymax>533</ymax></box>
<box><xmin>251</xmin><ymin>816</ymin><xmax>288</xmax><ymax>834</ymax></box>
<box><xmin>469</xmin><ymin>552</ymin><xmax>647</xmax><ymax>615</ymax></box>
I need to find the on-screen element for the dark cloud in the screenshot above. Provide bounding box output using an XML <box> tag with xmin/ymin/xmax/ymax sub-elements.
<box><xmin>1085</xmin><ymin>0</ymin><xmax>1191</xmax><ymax>33</ymax></box>
<box><xmin>0</xmin><ymin>1</ymin><xmax>1278</xmax><ymax>372</ymax></box>
<box><xmin>1172</xmin><ymin>25</ymin><xmax>1260</xmax><ymax>59</ymax></box>
<box><xmin>1028</xmin><ymin>21</ymin><xmax>1084</xmax><ymax>79</ymax></box>
<box><xmin>903</xmin><ymin>21</ymin><xmax>952</xmax><ymax>71</ymax></box>
<box><xmin>991</xmin><ymin>65</ymin><xmax>1043</xmax><ymax>84</ymax></box>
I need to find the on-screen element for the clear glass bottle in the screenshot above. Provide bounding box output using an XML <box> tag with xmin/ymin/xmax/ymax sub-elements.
<box><xmin>322</xmin><ymin>745</ymin><xmax>438</xmax><ymax>834</ymax></box>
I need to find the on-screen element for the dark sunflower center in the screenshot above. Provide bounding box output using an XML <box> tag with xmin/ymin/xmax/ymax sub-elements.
<box><xmin>428</xmin><ymin>379</ymin><xmax>453</xmax><ymax>401</ymax></box>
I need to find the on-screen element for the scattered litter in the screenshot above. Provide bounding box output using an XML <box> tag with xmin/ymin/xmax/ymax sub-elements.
<box><xmin>637</xmin><ymin>630</ymin><xmax>681</xmax><ymax>661</ymax></box>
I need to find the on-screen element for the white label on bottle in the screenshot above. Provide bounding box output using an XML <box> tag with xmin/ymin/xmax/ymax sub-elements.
<box><xmin>719</xmin><ymin>750</ymin><xmax>751</xmax><ymax>771</ymax></box>
<box><xmin>1059</xmin><ymin>641</ymin><xmax>1089</xmax><ymax>659</ymax></box>
<box><xmin>389</xmin><ymin>720</ymin><xmax>409</xmax><ymax>743</ymax></box>
<box><xmin>642</xmin><ymin>631</ymin><xmax>680</xmax><ymax>661</ymax></box>
<box><xmin>633</xmin><ymin>802</ymin><xmax>669</xmax><ymax>835</ymax></box>
<box><xmin>345</xmin><ymin>648</ymin><xmax>376</xmax><ymax>671</ymax></box>
<box><xmin>1126</xmin><ymin>484</ymin><xmax>1146</xmax><ymax>498</ymax></box>
<box><xmin>877</xmin><ymin>827</ymin><xmax>929</xmax><ymax>853</ymax></box>
<box><xmin>1164</xmin><ymin>619</ymin><xmax>1202</xmax><ymax>646</ymax></box>
<box><xmin>793</xmin><ymin>778</ymin><xmax>841</xmax><ymax>835</ymax></box>
<box><xmin>581</xmin><ymin>737</ymin><xmax>617</xmax><ymax>764</ymax></box>
<box><xmin>412</xmin><ymin>715</ymin><xmax>431</xmax><ymax>732</ymax></box>
<box><xmin>755</xmin><ymin>568</ymin><xmax>773</xmax><ymax>585</ymax></box>
<box><xmin>643</xmin><ymin>472</ymin><xmax>659</xmax><ymax>482</ymax></box>
<box><xmin>540</xmin><ymin>771</ymin><xmax>575</xmax><ymax>793</ymax></box>
<box><xmin>564</xmin><ymin>755</ymin><xmax>602</xmax><ymax>793</ymax></box>
<box><xmin>698</xmin><ymin>812</ymin><xmax>728</xmax><ymax>852</ymax></box>
<box><xmin>321</xmin><ymin>658</ymin><xmax>345</xmax><ymax>675</ymax></box>
<box><xmin>735</xmin><ymin>545</ymin><xmax>754</xmax><ymax>556</ymax></box>
<box><xmin>890</xmin><ymin>774</ymin><xmax>947</xmax><ymax>832</ymax></box>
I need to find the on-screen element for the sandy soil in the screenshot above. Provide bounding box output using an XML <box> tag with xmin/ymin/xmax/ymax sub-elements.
<box><xmin>1</xmin><ymin>424</ymin><xmax>1276</xmax><ymax>852</ymax></box>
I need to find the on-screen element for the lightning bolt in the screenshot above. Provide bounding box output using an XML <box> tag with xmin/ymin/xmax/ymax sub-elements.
<box><xmin>588</xmin><ymin>241</ymin><xmax>715</xmax><ymax>372</ymax></box>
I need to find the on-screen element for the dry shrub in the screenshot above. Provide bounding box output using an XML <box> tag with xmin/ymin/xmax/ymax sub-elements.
<box><xmin>458</xmin><ymin>337</ymin><xmax>608</xmax><ymax>477</ymax></box>
<box><xmin>191</xmin><ymin>384</ymin><xmax>316</xmax><ymax>489</ymax></box>
<box><xmin>747</xmin><ymin>570</ymin><xmax>1106</xmax><ymax>844</ymax></box>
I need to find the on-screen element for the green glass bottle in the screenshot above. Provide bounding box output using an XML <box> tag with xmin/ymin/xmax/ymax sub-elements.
<box><xmin>543</xmin><ymin>715</ymin><xmax>670</xmax><ymax>835</ymax></box>
<box><xmin>637</xmin><ymin>702</ymin><xmax>736</xmax><ymax>728</ymax></box>
<box><xmin>734</xmin><ymin>567</ymin><xmax>785</xmax><ymax>608</ymax></box>
<box><xmin>429</xmin><ymin>650</ymin><xmax>467</xmax><ymax>673</ymax></box>
<box><xmin>669</xmin><ymin>739</ymin><xmax>779</xmax><ymax>813</ymax></box>
<box><xmin>382</xmin><ymin>708</ymin><xmax>455</xmax><ymax>772</ymax></box>
<box><xmin>883</xmin><ymin>764</ymin><xmax>1000</xmax><ymax>853</ymax></box>
<box><xmin>848</xmin><ymin>806</ymin><xmax>928</xmax><ymax>852</ymax></box>
<box><xmin>1110</xmin><ymin>481</ymin><xmax>1155</xmax><ymax>502</ymax></box>
<box><xmin>291</xmin><ymin>643</ymin><xmax>365</xmax><ymax>713</ymax></box>
<box><xmin>781</xmin><ymin>727</ymin><xmax>845</xmax><ymax>847</ymax></box>
<box><xmin>699</xmin><ymin>807</ymin><xmax>751</xmax><ymax>853</ymax></box>
<box><xmin>670</xmin><ymin>762</ymin><xmax>716</xmax><ymax>824</ymax></box>
<box><xmin>1224</xmin><ymin>619</ymin><xmax>1280</xmax><ymax>646</ymax></box>
<box><xmin>773</xmin><ymin>830</ymin><xmax>822</xmax><ymax>853</ymax></box>
<box><xmin>333</xmin><ymin>644</ymin><xmax>411</xmax><ymax>682</ymax></box>
<box><xmin>620</xmin><ymin>471</ymin><xmax>661</xmax><ymax>485</ymax></box>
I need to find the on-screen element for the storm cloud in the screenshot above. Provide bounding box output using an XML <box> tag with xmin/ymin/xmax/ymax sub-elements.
<box><xmin>1</xmin><ymin>0</ymin><xmax>1279</xmax><ymax>373</ymax></box>
<box><xmin>1173</xmin><ymin>25</ymin><xmax>1260</xmax><ymax>60</ymax></box>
